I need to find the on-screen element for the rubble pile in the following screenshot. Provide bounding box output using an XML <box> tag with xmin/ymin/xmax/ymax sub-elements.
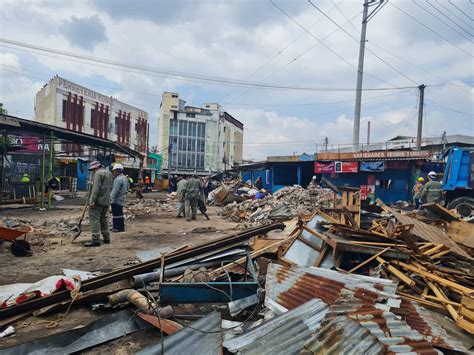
<box><xmin>220</xmin><ymin>185</ymin><xmax>335</xmax><ymax>224</ymax></box>
<box><xmin>124</xmin><ymin>198</ymin><xmax>174</xmax><ymax>219</ymax></box>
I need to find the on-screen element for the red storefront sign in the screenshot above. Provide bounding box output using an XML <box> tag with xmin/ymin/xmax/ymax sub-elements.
<box><xmin>338</xmin><ymin>161</ymin><xmax>358</xmax><ymax>173</ymax></box>
<box><xmin>314</xmin><ymin>162</ymin><xmax>335</xmax><ymax>173</ymax></box>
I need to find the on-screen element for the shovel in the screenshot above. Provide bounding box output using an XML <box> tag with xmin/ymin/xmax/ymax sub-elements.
<box><xmin>71</xmin><ymin>201</ymin><xmax>89</xmax><ymax>241</ymax></box>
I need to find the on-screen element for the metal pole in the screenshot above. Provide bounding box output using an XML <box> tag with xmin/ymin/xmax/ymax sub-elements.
<box><xmin>1</xmin><ymin>130</ymin><xmax>6</xmax><ymax>203</ymax></box>
<box><xmin>40</xmin><ymin>132</ymin><xmax>46</xmax><ymax>209</ymax></box>
<box><xmin>416</xmin><ymin>84</ymin><xmax>426</xmax><ymax>150</ymax></box>
<box><xmin>367</xmin><ymin>120</ymin><xmax>371</xmax><ymax>148</ymax></box>
<box><xmin>352</xmin><ymin>0</ymin><xmax>370</xmax><ymax>152</ymax></box>
<box><xmin>47</xmin><ymin>131</ymin><xmax>54</xmax><ymax>210</ymax></box>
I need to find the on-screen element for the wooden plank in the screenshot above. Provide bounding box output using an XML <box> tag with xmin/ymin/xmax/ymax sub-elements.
<box><xmin>426</xmin><ymin>280</ymin><xmax>459</xmax><ymax>320</ymax></box>
<box><xmin>348</xmin><ymin>247</ymin><xmax>390</xmax><ymax>273</ymax></box>
<box><xmin>423</xmin><ymin>202</ymin><xmax>459</xmax><ymax>222</ymax></box>
<box><xmin>376</xmin><ymin>257</ymin><xmax>415</xmax><ymax>287</ymax></box>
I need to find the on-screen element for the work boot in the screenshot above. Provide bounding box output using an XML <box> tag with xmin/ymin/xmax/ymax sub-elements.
<box><xmin>84</xmin><ymin>241</ymin><xmax>101</xmax><ymax>247</ymax></box>
<box><xmin>103</xmin><ymin>239</ymin><xmax>111</xmax><ymax>244</ymax></box>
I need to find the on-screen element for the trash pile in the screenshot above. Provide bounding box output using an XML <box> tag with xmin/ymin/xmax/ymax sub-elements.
<box><xmin>1</xmin><ymin>190</ymin><xmax>473</xmax><ymax>353</ymax></box>
<box><xmin>220</xmin><ymin>184</ymin><xmax>335</xmax><ymax>225</ymax></box>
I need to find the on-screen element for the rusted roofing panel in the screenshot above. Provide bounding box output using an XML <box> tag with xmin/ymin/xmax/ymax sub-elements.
<box><xmin>401</xmin><ymin>300</ymin><xmax>468</xmax><ymax>352</ymax></box>
<box><xmin>385</xmin><ymin>207</ymin><xmax>471</xmax><ymax>259</ymax></box>
<box><xmin>265</xmin><ymin>264</ymin><xmax>398</xmax><ymax>311</ymax></box>
<box><xmin>223</xmin><ymin>298</ymin><xmax>328</xmax><ymax>355</ymax></box>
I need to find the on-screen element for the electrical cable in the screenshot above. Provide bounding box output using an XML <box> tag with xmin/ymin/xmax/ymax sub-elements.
<box><xmin>428</xmin><ymin>0</ymin><xmax>473</xmax><ymax>36</ymax></box>
<box><xmin>448</xmin><ymin>0</ymin><xmax>473</xmax><ymax>21</ymax></box>
<box><xmin>389</xmin><ymin>2</ymin><xmax>473</xmax><ymax>57</ymax></box>
<box><xmin>436</xmin><ymin>0</ymin><xmax>472</xmax><ymax>29</ymax></box>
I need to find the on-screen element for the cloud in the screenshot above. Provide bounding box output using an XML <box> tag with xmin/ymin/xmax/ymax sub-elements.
<box><xmin>59</xmin><ymin>15</ymin><xmax>107</xmax><ymax>50</ymax></box>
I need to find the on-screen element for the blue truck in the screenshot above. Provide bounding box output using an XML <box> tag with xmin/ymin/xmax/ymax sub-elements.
<box><xmin>442</xmin><ymin>147</ymin><xmax>474</xmax><ymax>217</ymax></box>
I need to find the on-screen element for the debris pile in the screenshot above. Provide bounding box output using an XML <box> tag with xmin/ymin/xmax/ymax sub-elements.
<box><xmin>1</xmin><ymin>189</ymin><xmax>473</xmax><ymax>353</ymax></box>
<box><xmin>220</xmin><ymin>185</ymin><xmax>335</xmax><ymax>225</ymax></box>
<box><xmin>124</xmin><ymin>198</ymin><xmax>174</xmax><ymax>219</ymax></box>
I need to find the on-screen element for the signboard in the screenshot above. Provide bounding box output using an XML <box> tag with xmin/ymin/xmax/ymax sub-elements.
<box><xmin>317</xmin><ymin>150</ymin><xmax>431</xmax><ymax>161</ymax></box>
<box><xmin>360</xmin><ymin>161</ymin><xmax>384</xmax><ymax>172</ymax></box>
<box><xmin>360</xmin><ymin>185</ymin><xmax>375</xmax><ymax>202</ymax></box>
<box><xmin>340</xmin><ymin>161</ymin><xmax>358</xmax><ymax>173</ymax></box>
<box><xmin>315</xmin><ymin>162</ymin><xmax>335</xmax><ymax>173</ymax></box>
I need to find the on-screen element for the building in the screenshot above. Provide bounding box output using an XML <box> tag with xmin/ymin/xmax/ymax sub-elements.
<box><xmin>35</xmin><ymin>76</ymin><xmax>149</xmax><ymax>169</ymax></box>
<box><xmin>157</xmin><ymin>92</ymin><xmax>243</xmax><ymax>175</ymax></box>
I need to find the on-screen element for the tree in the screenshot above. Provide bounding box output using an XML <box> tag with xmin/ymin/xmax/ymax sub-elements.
<box><xmin>0</xmin><ymin>103</ymin><xmax>7</xmax><ymax>115</ymax></box>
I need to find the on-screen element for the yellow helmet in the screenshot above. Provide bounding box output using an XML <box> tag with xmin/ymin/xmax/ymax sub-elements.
<box><xmin>418</xmin><ymin>177</ymin><xmax>424</xmax><ymax>182</ymax></box>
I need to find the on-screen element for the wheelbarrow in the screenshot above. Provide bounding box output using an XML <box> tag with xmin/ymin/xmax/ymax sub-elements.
<box><xmin>0</xmin><ymin>226</ymin><xmax>34</xmax><ymax>256</ymax></box>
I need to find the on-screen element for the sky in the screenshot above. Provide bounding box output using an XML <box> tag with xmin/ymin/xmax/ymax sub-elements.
<box><xmin>0</xmin><ymin>0</ymin><xmax>472</xmax><ymax>160</ymax></box>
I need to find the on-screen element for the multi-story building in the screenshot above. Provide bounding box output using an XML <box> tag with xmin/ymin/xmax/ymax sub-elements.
<box><xmin>157</xmin><ymin>92</ymin><xmax>243</xmax><ymax>175</ymax></box>
<box><xmin>34</xmin><ymin>76</ymin><xmax>149</xmax><ymax>168</ymax></box>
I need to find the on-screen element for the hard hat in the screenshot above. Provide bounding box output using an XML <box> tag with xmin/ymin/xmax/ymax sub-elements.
<box><xmin>112</xmin><ymin>163</ymin><xmax>124</xmax><ymax>170</ymax></box>
<box><xmin>312</xmin><ymin>175</ymin><xmax>317</xmax><ymax>179</ymax></box>
<box><xmin>146</xmin><ymin>176</ymin><xmax>149</xmax><ymax>178</ymax></box>
<box><xmin>23</xmin><ymin>173</ymin><xmax>28</xmax><ymax>176</ymax></box>
<box><xmin>428</xmin><ymin>171</ymin><xmax>437</xmax><ymax>178</ymax></box>
<box><xmin>88</xmin><ymin>161</ymin><xmax>102</xmax><ymax>170</ymax></box>
<box><xmin>418</xmin><ymin>177</ymin><xmax>424</xmax><ymax>182</ymax></box>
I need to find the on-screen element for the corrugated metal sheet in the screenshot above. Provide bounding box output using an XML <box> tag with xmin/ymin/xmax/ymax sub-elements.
<box><xmin>302</xmin><ymin>315</ymin><xmax>385</xmax><ymax>354</ymax></box>
<box><xmin>265</xmin><ymin>264</ymin><xmax>398</xmax><ymax>311</ymax></box>
<box><xmin>401</xmin><ymin>300</ymin><xmax>468</xmax><ymax>352</ymax></box>
<box><xmin>137</xmin><ymin>311</ymin><xmax>222</xmax><ymax>355</ymax></box>
<box><xmin>223</xmin><ymin>298</ymin><xmax>328</xmax><ymax>355</ymax></box>
<box><xmin>386</xmin><ymin>207</ymin><xmax>471</xmax><ymax>259</ymax></box>
<box><xmin>327</xmin><ymin>304</ymin><xmax>439</xmax><ymax>354</ymax></box>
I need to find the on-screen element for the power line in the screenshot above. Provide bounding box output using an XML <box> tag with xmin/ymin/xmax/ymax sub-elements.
<box><xmin>0</xmin><ymin>38</ymin><xmax>417</xmax><ymax>92</ymax></box>
<box><xmin>389</xmin><ymin>2</ymin><xmax>473</xmax><ymax>58</ymax></box>
<box><xmin>424</xmin><ymin>99</ymin><xmax>473</xmax><ymax>118</ymax></box>
<box><xmin>413</xmin><ymin>0</ymin><xmax>472</xmax><ymax>42</ymax></box>
<box><xmin>448</xmin><ymin>0</ymin><xmax>473</xmax><ymax>21</ymax></box>
<box><xmin>307</xmin><ymin>0</ymin><xmax>420</xmax><ymax>86</ymax></box>
<box><xmin>433</xmin><ymin>0</ymin><xmax>473</xmax><ymax>32</ymax></box>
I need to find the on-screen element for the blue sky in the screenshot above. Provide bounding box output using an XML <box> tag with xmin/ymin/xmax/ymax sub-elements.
<box><xmin>0</xmin><ymin>0</ymin><xmax>472</xmax><ymax>160</ymax></box>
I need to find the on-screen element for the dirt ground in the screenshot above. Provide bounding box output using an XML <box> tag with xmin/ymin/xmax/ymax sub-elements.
<box><xmin>0</xmin><ymin>192</ymin><xmax>240</xmax><ymax>351</ymax></box>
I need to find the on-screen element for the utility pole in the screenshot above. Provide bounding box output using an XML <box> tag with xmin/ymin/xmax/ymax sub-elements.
<box><xmin>324</xmin><ymin>137</ymin><xmax>328</xmax><ymax>152</ymax></box>
<box><xmin>416</xmin><ymin>84</ymin><xmax>426</xmax><ymax>150</ymax></box>
<box><xmin>367</xmin><ymin>120</ymin><xmax>371</xmax><ymax>147</ymax></box>
<box><xmin>352</xmin><ymin>0</ymin><xmax>386</xmax><ymax>151</ymax></box>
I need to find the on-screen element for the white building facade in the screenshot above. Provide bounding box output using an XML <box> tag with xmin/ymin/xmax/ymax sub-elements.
<box><xmin>35</xmin><ymin>76</ymin><xmax>149</xmax><ymax>168</ymax></box>
<box><xmin>158</xmin><ymin>92</ymin><xmax>243</xmax><ymax>175</ymax></box>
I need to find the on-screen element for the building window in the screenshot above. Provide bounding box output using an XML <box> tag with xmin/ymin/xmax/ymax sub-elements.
<box><xmin>205</xmin><ymin>105</ymin><xmax>210</xmax><ymax>108</ymax></box>
<box><xmin>173</xmin><ymin>111</ymin><xmax>178</xmax><ymax>119</ymax></box>
<box><xmin>170</xmin><ymin>119</ymin><xmax>206</xmax><ymax>171</ymax></box>
<box><xmin>186</xmin><ymin>113</ymin><xmax>195</xmax><ymax>118</ymax></box>
<box><xmin>172</xmin><ymin>94</ymin><xmax>178</xmax><ymax>98</ymax></box>
<box><xmin>90</xmin><ymin>109</ymin><xmax>95</xmax><ymax>127</ymax></box>
<box><xmin>171</xmin><ymin>105</ymin><xmax>177</xmax><ymax>109</ymax></box>
<box><xmin>62</xmin><ymin>99</ymin><xmax>67</xmax><ymax>122</ymax></box>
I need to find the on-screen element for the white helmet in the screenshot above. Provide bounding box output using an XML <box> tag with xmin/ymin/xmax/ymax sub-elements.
<box><xmin>112</xmin><ymin>163</ymin><xmax>124</xmax><ymax>170</ymax></box>
<box><xmin>428</xmin><ymin>171</ymin><xmax>437</xmax><ymax>178</ymax></box>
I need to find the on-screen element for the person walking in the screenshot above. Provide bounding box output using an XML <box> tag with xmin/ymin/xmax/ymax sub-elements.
<box><xmin>84</xmin><ymin>161</ymin><xmax>113</xmax><ymax>247</ymax></box>
<box><xmin>420</xmin><ymin>171</ymin><xmax>443</xmax><ymax>205</ymax></box>
<box><xmin>110</xmin><ymin>163</ymin><xmax>128</xmax><ymax>232</ymax></box>
<box><xmin>412</xmin><ymin>177</ymin><xmax>424</xmax><ymax>209</ymax></box>
<box><xmin>184</xmin><ymin>174</ymin><xmax>201</xmax><ymax>221</ymax></box>
<box><xmin>176</xmin><ymin>175</ymin><xmax>187</xmax><ymax>218</ymax></box>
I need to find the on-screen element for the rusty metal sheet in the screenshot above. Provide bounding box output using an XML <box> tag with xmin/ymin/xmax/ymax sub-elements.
<box><xmin>265</xmin><ymin>264</ymin><xmax>398</xmax><ymax>311</ymax></box>
<box><xmin>385</xmin><ymin>207</ymin><xmax>471</xmax><ymax>259</ymax></box>
<box><xmin>401</xmin><ymin>300</ymin><xmax>468</xmax><ymax>352</ymax></box>
<box><xmin>223</xmin><ymin>298</ymin><xmax>328</xmax><ymax>354</ymax></box>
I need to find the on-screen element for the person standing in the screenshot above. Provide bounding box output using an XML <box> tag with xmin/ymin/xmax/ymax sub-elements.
<box><xmin>255</xmin><ymin>176</ymin><xmax>263</xmax><ymax>190</ymax></box>
<box><xmin>412</xmin><ymin>177</ymin><xmax>424</xmax><ymax>208</ymax></box>
<box><xmin>84</xmin><ymin>161</ymin><xmax>113</xmax><ymax>247</ymax></box>
<box><xmin>184</xmin><ymin>174</ymin><xmax>201</xmax><ymax>221</ymax></box>
<box><xmin>420</xmin><ymin>171</ymin><xmax>443</xmax><ymax>204</ymax></box>
<box><xmin>176</xmin><ymin>175</ymin><xmax>187</xmax><ymax>218</ymax></box>
<box><xmin>110</xmin><ymin>163</ymin><xmax>129</xmax><ymax>232</ymax></box>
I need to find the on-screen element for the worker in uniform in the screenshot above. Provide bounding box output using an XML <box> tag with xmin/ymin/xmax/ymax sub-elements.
<box><xmin>20</xmin><ymin>173</ymin><xmax>30</xmax><ymax>183</ymax></box>
<box><xmin>144</xmin><ymin>176</ymin><xmax>151</xmax><ymax>192</ymax></box>
<box><xmin>176</xmin><ymin>175</ymin><xmax>187</xmax><ymax>218</ymax></box>
<box><xmin>126</xmin><ymin>175</ymin><xmax>134</xmax><ymax>191</ymax></box>
<box><xmin>84</xmin><ymin>161</ymin><xmax>113</xmax><ymax>247</ymax></box>
<box><xmin>308</xmin><ymin>175</ymin><xmax>319</xmax><ymax>188</ymax></box>
<box><xmin>110</xmin><ymin>163</ymin><xmax>128</xmax><ymax>232</ymax></box>
<box><xmin>412</xmin><ymin>177</ymin><xmax>424</xmax><ymax>208</ymax></box>
<box><xmin>420</xmin><ymin>171</ymin><xmax>443</xmax><ymax>205</ymax></box>
<box><xmin>255</xmin><ymin>176</ymin><xmax>263</xmax><ymax>190</ymax></box>
<box><xmin>184</xmin><ymin>174</ymin><xmax>201</xmax><ymax>221</ymax></box>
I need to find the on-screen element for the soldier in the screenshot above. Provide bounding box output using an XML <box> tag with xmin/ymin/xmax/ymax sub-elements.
<box><xmin>84</xmin><ymin>161</ymin><xmax>113</xmax><ymax>247</ymax></box>
<box><xmin>420</xmin><ymin>171</ymin><xmax>443</xmax><ymax>204</ymax></box>
<box><xmin>184</xmin><ymin>174</ymin><xmax>201</xmax><ymax>221</ymax></box>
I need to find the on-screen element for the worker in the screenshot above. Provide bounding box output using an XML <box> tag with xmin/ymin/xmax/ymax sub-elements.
<box><xmin>412</xmin><ymin>177</ymin><xmax>424</xmax><ymax>209</ymax></box>
<box><xmin>20</xmin><ymin>173</ymin><xmax>30</xmax><ymax>183</ymax></box>
<box><xmin>144</xmin><ymin>175</ymin><xmax>151</xmax><ymax>192</ymax></box>
<box><xmin>184</xmin><ymin>174</ymin><xmax>201</xmax><ymax>221</ymax></box>
<box><xmin>255</xmin><ymin>176</ymin><xmax>263</xmax><ymax>190</ymax></box>
<box><xmin>84</xmin><ymin>161</ymin><xmax>113</xmax><ymax>247</ymax></box>
<box><xmin>126</xmin><ymin>175</ymin><xmax>134</xmax><ymax>189</ymax></box>
<box><xmin>308</xmin><ymin>175</ymin><xmax>318</xmax><ymax>188</ymax></box>
<box><xmin>110</xmin><ymin>163</ymin><xmax>128</xmax><ymax>232</ymax></box>
<box><xmin>420</xmin><ymin>171</ymin><xmax>443</xmax><ymax>205</ymax></box>
<box><xmin>176</xmin><ymin>175</ymin><xmax>187</xmax><ymax>218</ymax></box>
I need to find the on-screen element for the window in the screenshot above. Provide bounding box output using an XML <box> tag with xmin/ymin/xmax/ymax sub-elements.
<box><xmin>187</xmin><ymin>138</ymin><xmax>195</xmax><ymax>152</ymax></box>
<box><xmin>172</xmin><ymin>94</ymin><xmax>178</xmax><ymax>98</ymax></box>
<box><xmin>178</xmin><ymin>137</ymin><xmax>186</xmax><ymax>151</ymax></box>
<box><xmin>90</xmin><ymin>109</ymin><xmax>95</xmax><ymax>127</ymax></box>
<box><xmin>189</xmin><ymin>122</ymin><xmax>197</xmax><ymax>136</ymax></box>
<box><xmin>205</xmin><ymin>105</ymin><xmax>210</xmax><ymax>108</ymax></box>
<box><xmin>62</xmin><ymin>100</ymin><xmax>67</xmax><ymax>122</ymax></box>
<box><xmin>179</xmin><ymin>120</ymin><xmax>187</xmax><ymax>136</ymax></box>
<box><xmin>173</xmin><ymin>111</ymin><xmax>178</xmax><ymax>120</ymax></box>
<box><xmin>170</xmin><ymin>119</ymin><xmax>178</xmax><ymax>136</ymax></box>
<box><xmin>186</xmin><ymin>113</ymin><xmax>195</xmax><ymax>118</ymax></box>
<box><xmin>171</xmin><ymin>105</ymin><xmax>177</xmax><ymax>109</ymax></box>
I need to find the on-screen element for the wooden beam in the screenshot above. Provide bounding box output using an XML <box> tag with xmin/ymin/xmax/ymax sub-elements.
<box><xmin>348</xmin><ymin>247</ymin><xmax>390</xmax><ymax>274</ymax></box>
<box><xmin>376</xmin><ymin>257</ymin><xmax>415</xmax><ymax>287</ymax></box>
<box><xmin>426</xmin><ymin>280</ymin><xmax>459</xmax><ymax>320</ymax></box>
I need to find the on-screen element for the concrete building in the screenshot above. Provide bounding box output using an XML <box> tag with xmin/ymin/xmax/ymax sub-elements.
<box><xmin>158</xmin><ymin>92</ymin><xmax>243</xmax><ymax>175</ymax></box>
<box><xmin>35</xmin><ymin>76</ymin><xmax>149</xmax><ymax>169</ymax></box>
